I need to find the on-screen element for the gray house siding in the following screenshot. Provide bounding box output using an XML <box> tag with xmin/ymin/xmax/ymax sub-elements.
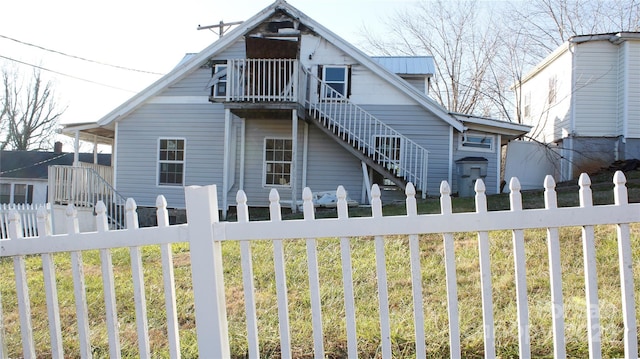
<box><xmin>304</xmin><ymin>124</ymin><xmax>364</xmax><ymax>203</ymax></box>
<box><xmin>115</xmin><ymin>103</ymin><xmax>225</xmax><ymax>208</ymax></box>
<box><xmin>231</xmin><ymin>118</ymin><xmax>366</xmax><ymax>207</ymax></box>
<box><xmin>452</xmin><ymin>133</ymin><xmax>499</xmax><ymax>195</ymax></box>
<box><xmin>360</xmin><ymin>104</ymin><xmax>451</xmax><ymax>195</ymax></box>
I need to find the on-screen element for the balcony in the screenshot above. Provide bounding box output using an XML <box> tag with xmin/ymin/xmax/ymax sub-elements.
<box><xmin>225</xmin><ymin>58</ymin><xmax>301</xmax><ymax>104</ymax></box>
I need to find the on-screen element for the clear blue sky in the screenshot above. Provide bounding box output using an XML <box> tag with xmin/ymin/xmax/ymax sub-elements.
<box><xmin>0</xmin><ymin>0</ymin><xmax>412</xmax><ymax>127</ymax></box>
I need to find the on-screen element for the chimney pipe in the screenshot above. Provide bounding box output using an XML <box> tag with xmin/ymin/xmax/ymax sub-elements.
<box><xmin>54</xmin><ymin>141</ymin><xmax>63</xmax><ymax>154</ymax></box>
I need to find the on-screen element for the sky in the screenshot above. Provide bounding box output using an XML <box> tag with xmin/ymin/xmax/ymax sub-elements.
<box><xmin>0</xmin><ymin>0</ymin><xmax>414</xmax><ymax>130</ymax></box>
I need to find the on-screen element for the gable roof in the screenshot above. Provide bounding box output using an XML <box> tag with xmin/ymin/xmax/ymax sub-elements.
<box><xmin>80</xmin><ymin>0</ymin><xmax>465</xmax><ymax>132</ymax></box>
<box><xmin>0</xmin><ymin>151</ymin><xmax>111</xmax><ymax>179</ymax></box>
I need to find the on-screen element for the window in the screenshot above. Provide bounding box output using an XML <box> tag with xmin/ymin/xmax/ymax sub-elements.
<box><xmin>459</xmin><ymin>132</ymin><xmax>494</xmax><ymax>152</ymax></box>
<box><xmin>212</xmin><ymin>64</ymin><xmax>228</xmax><ymax>98</ymax></box>
<box><xmin>523</xmin><ymin>92</ymin><xmax>531</xmax><ymax>118</ymax></box>
<box><xmin>158</xmin><ymin>139</ymin><xmax>185</xmax><ymax>186</ymax></box>
<box><xmin>548</xmin><ymin>75</ymin><xmax>557</xmax><ymax>104</ymax></box>
<box><xmin>264</xmin><ymin>138</ymin><xmax>292</xmax><ymax>186</ymax></box>
<box><xmin>322</xmin><ymin>66</ymin><xmax>349</xmax><ymax>98</ymax></box>
<box><xmin>0</xmin><ymin>183</ymin><xmax>34</xmax><ymax>204</ymax></box>
<box><xmin>0</xmin><ymin>184</ymin><xmax>10</xmax><ymax>204</ymax></box>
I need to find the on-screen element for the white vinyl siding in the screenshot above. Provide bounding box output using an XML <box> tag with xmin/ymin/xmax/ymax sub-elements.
<box><xmin>115</xmin><ymin>103</ymin><xmax>226</xmax><ymax>208</ymax></box>
<box><xmin>572</xmin><ymin>41</ymin><xmax>620</xmax><ymax>137</ymax></box>
<box><xmin>625</xmin><ymin>41</ymin><xmax>640</xmax><ymax>138</ymax></box>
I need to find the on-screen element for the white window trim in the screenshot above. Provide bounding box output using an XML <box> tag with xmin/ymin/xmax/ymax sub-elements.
<box><xmin>321</xmin><ymin>65</ymin><xmax>349</xmax><ymax>99</ymax></box>
<box><xmin>212</xmin><ymin>64</ymin><xmax>228</xmax><ymax>99</ymax></box>
<box><xmin>156</xmin><ymin>137</ymin><xmax>186</xmax><ymax>187</ymax></box>
<box><xmin>458</xmin><ymin>132</ymin><xmax>495</xmax><ymax>153</ymax></box>
<box><xmin>262</xmin><ymin>137</ymin><xmax>293</xmax><ymax>188</ymax></box>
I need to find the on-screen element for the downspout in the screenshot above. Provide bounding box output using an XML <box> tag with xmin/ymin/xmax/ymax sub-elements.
<box><xmin>239</xmin><ymin>118</ymin><xmax>246</xmax><ymax>191</ymax></box>
<box><xmin>567</xmin><ymin>42</ymin><xmax>577</xmax><ymax>181</ymax></box>
<box><xmin>496</xmin><ymin>135</ymin><xmax>502</xmax><ymax>194</ymax></box>
<box><xmin>222</xmin><ymin>109</ymin><xmax>231</xmax><ymax>219</ymax></box>
<box><xmin>291</xmin><ymin>109</ymin><xmax>298</xmax><ymax>213</ymax></box>
<box><xmin>621</xmin><ymin>41</ymin><xmax>629</xmax><ymax>152</ymax></box>
<box><xmin>113</xmin><ymin>122</ymin><xmax>119</xmax><ymax>189</ymax></box>
<box><xmin>448</xmin><ymin>127</ymin><xmax>454</xmax><ymax>187</ymax></box>
<box><xmin>302</xmin><ymin>122</ymin><xmax>309</xmax><ymax>190</ymax></box>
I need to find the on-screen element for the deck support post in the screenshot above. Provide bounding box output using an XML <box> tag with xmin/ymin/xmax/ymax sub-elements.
<box><xmin>222</xmin><ymin>109</ymin><xmax>231</xmax><ymax>219</ymax></box>
<box><xmin>291</xmin><ymin>109</ymin><xmax>298</xmax><ymax>213</ymax></box>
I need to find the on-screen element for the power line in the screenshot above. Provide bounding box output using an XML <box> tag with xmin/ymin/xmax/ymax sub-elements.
<box><xmin>0</xmin><ymin>33</ymin><xmax>164</xmax><ymax>75</ymax></box>
<box><xmin>0</xmin><ymin>54</ymin><xmax>137</xmax><ymax>92</ymax></box>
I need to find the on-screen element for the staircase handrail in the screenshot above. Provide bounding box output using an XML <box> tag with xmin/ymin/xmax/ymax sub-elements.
<box><xmin>301</xmin><ymin>66</ymin><xmax>429</xmax><ymax>194</ymax></box>
<box><xmin>48</xmin><ymin>165</ymin><xmax>126</xmax><ymax>229</ymax></box>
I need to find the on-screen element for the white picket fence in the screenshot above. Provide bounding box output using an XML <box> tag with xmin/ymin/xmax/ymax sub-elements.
<box><xmin>0</xmin><ymin>203</ymin><xmax>49</xmax><ymax>239</ymax></box>
<box><xmin>0</xmin><ymin>172</ymin><xmax>638</xmax><ymax>358</ymax></box>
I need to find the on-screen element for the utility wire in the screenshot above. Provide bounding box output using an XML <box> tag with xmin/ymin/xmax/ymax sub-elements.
<box><xmin>0</xmin><ymin>33</ymin><xmax>164</xmax><ymax>75</ymax></box>
<box><xmin>0</xmin><ymin>54</ymin><xmax>137</xmax><ymax>92</ymax></box>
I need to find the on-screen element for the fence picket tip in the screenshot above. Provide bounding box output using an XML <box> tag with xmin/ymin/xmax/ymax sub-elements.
<box><xmin>156</xmin><ymin>195</ymin><xmax>168</xmax><ymax>209</ymax></box>
<box><xmin>613</xmin><ymin>171</ymin><xmax>628</xmax><ymax>206</ymax></box>
<box><xmin>269</xmin><ymin>189</ymin><xmax>282</xmax><ymax>222</ymax></box>
<box><xmin>440</xmin><ymin>180</ymin><xmax>452</xmax><ymax>215</ymax></box>
<box><xmin>544</xmin><ymin>175</ymin><xmax>558</xmax><ymax>210</ymax></box>
<box><xmin>509</xmin><ymin>178</ymin><xmax>523</xmax><ymax>211</ymax></box>
<box><xmin>65</xmin><ymin>203</ymin><xmax>77</xmax><ymax>217</ymax></box>
<box><xmin>440</xmin><ymin>180</ymin><xmax>451</xmax><ymax>195</ymax></box>
<box><xmin>475</xmin><ymin>179</ymin><xmax>488</xmax><ymax>213</ymax></box>
<box><xmin>371</xmin><ymin>184</ymin><xmax>382</xmax><ymax>218</ymax></box>
<box><xmin>302</xmin><ymin>187</ymin><xmax>315</xmax><ymax>220</ymax></box>
<box><xmin>405</xmin><ymin>183</ymin><xmax>417</xmax><ymax>217</ymax></box>
<box><xmin>336</xmin><ymin>186</ymin><xmax>348</xmax><ymax>219</ymax></box>
<box><xmin>578</xmin><ymin>173</ymin><xmax>593</xmax><ymax>208</ymax></box>
<box><xmin>509</xmin><ymin>177</ymin><xmax>521</xmax><ymax>192</ymax></box>
<box><xmin>236</xmin><ymin>190</ymin><xmax>248</xmax><ymax>204</ymax></box>
<box><xmin>95</xmin><ymin>201</ymin><xmax>106</xmax><ymax>214</ymax></box>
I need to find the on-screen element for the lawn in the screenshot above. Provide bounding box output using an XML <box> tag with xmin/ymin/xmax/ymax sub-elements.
<box><xmin>1</xmin><ymin>170</ymin><xmax>639</xmax><ymax>358</ymax></box>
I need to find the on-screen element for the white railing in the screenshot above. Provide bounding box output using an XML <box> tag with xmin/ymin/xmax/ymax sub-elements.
<box><xmin>0</xmin><ymin>203</ymin><xmax>49</xmax><ymax>239</ymax></box>
<box><xmin>226</xmin><ymin>59</ymin><xmax>299</xmax><ymax>102</ymax></box>
<box><xmin>1</xmin><ymin>172</ymin><xmax>638</xmax><ymax>358</ymax></box>
<box><xmin>78</xmin><ymin>162</ymin><xmax>113</xmax><ymax>186</ymax></box>
<box><xmin>48</xmin><ymin>165</ymin><xmax>126</xmax><ymax>229</ymax></box>
<box><xmin>302</xmin><ymin>67</ymin><xmax>429</xmax><ymax>195</ymax></box>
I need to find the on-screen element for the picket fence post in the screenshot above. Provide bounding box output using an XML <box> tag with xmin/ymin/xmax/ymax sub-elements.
<box><xmin>184</xmin><ymin>185</ymin><xmax>230</xmax><ymax>358</ymax></box>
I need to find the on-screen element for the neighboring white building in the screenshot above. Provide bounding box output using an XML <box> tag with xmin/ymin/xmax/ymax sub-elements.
<box><xmin>514</xmin><ymin>32</ymin><xmax>640</xmax><ymax>181</ymax></box>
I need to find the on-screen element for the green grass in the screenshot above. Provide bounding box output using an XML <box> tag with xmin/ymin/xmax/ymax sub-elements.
<box><xmin>1</xmin><ymin>171</ymin><xmax>639</xmax><ymax>358</ymax></box>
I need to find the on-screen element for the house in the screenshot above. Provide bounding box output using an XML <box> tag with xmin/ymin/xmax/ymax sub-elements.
<box><xmin>61</xmin><ymin>0</ymin><xmax>529</xmax><ymax>218</ymax></box>
<box><xmin>513</xmin><ymin>32</ymin><xmax>640</xmax><ymax>182</ymax></box>
<box><xmin>0</xmin><ymin>142</ymin><xmax>111</xmax><ymax>205</ymax></box>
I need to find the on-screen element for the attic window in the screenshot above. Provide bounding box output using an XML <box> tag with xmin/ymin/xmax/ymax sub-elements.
<box><xmin>320</xmin><ymin>66</ymin><xmax>350</xmax><ymax>98</ymax></box>
<box><xmin>212</xmin><ymin>64</ymin><xmax>227</xmax><ymax>98</ymax></box>
<box><xmin>459</xmin><ymin>132</ymin><xmax>494</xmax><ymax>152</ymax></box>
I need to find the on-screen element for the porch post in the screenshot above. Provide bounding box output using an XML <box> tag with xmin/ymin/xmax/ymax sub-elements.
<box><xmin>93</xmin><ymin>135</ymin><xmax>98</xmax><ymax>164</ymax></box>
<box><xmin>73</xmin><ymin>130</ymin><xmax>80</xmax><ymax>166</ymax></box>
<box><xmin>291</xmin><ymin>109</ymin><xmax>298</xmax><ymax>213</ymax></box>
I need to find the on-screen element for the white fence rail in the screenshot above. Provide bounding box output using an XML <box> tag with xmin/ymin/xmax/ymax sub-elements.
<box><xmin>1</xmin><ymin>172</ymin><xmax>638</xmax><ymax>358</ymax></box>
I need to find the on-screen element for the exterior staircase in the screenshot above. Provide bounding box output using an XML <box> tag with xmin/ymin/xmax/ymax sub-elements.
<box><xmin>299</xmin><ymin>66</ymin><xmax>429</xmax><ymax>195</ymax></box>
<box><xmin>48</xmin><ymin>165</ymin><xmax>126</xmax><ymax>229</ymax></box>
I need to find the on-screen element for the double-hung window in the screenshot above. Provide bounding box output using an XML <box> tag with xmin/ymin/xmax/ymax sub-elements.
<box><xmin>264</xmin><ymin>138</ymin><xmax>292</xmax><ymax>186</ymax></box>
<box><xmin>322</xmin><ymin>66</ymin><xmax>349</xmax><ymax>98</ymax></box>
<box><xmin>212</xmin><ymin>64</ymin><xmax>228</xmax><ymax>98</ymax></box>
<box><xmin>158</xmin><ymin>138</ymin><xmax>185</xmax><ymax>186</ymax></box>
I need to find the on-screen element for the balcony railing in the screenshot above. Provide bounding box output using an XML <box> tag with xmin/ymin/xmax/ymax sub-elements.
<box><xmin>226</xmin><ymin>59</ymin><xmax>299</xmax><ymax>102</ymax></box>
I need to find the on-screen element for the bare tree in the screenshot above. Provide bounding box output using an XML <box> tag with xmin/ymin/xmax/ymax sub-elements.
<box><xmin>0</xmin><ymin>66</ymin><xmax>65</xmax><ymax>150</ymax></box>
<box><xmin>362</xmin><ymin>0</ymin><xmax>501</xmax><ymax>116</ymax></box>
<box><xmin>362</xmin><ymin>0</ymin><xmax>640</xmax><ymax>123</ymax></box>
